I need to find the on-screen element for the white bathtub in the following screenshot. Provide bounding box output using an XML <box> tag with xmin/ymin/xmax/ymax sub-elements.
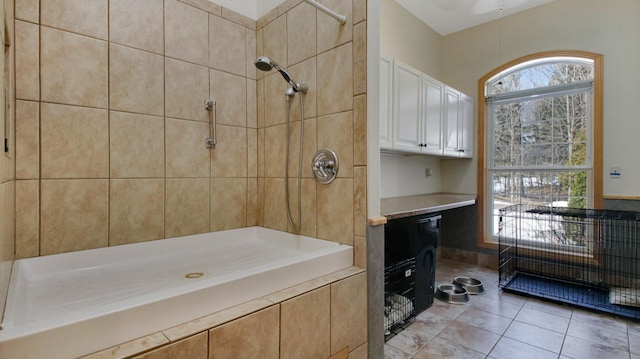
<box><xmin>0</xmin><ymin>227</ymin><xmax>353</xmax><ymax>358</ymax></box>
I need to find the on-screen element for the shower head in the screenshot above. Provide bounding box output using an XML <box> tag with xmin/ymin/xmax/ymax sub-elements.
<box><xmin>254</xmin><ymin>56</ymin><xmax>307</xmax><ymax>93</ymax></box>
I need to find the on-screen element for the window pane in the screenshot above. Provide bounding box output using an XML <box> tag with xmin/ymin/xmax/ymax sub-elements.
<box><xmin>490</xmin><ymin>170</ymin><xmax>588</xmax><ymax>237</ymax></box>
<box><xmin>488</xmin><ymin>59</ymin><xmax>594</xmax><ymax>94</ymax></box>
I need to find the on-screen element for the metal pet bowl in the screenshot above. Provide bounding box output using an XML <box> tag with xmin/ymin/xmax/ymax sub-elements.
<box><xmin>435</xmin><ymin>284</ymin><xmax>469</xmax><ymax>304</ymax></box>
<box><xmin>453</xmin><ymin>276</ymin><xmax>485</xmax><ymax>295</ymax></box>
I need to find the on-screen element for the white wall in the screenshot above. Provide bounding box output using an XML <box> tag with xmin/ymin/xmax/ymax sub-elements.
<box><xmin>380</xmin><ymin>0</ymin><xmax>443</xmax><ymax>77</ymax></box>
<box><xmin>380</xmin><ymin>154</ymin><xmax>442</xmax><ymax>198</ymax></box>
<box><xmin>439</xmin><ymin>0</ymin><xmax>640</xmax><ymax>196</ymax></box>
<box><xmin>379</xmin><ymin>0</ymin><xmax>447</xmax><ymax>197</ymax></box>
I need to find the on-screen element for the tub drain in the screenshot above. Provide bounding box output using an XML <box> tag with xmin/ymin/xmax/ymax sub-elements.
<box><xmin>184</xmin><ymin>272</ymin><xmax>204</xmax><ymax>279</ymax></box>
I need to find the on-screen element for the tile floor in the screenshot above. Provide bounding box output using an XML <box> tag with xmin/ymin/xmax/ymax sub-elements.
<box><xmin>384</xmin><ymin>259</ymin><xmax>640</xmax><ymax>359</ymax></box>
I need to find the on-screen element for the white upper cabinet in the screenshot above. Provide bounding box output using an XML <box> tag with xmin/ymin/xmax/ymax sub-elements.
<box><xmin>443</xmin><ymin>87</ymin><xmax>461</xmax><ymax>156</ymax></box>
<box><xmin>379</xmin><ymin>55</ymin><xmax>394</xmax><ymax>150</ymax></box>
<box><xmin>421</xmin><ymin>75</ymin><xmax>444</xmax><ymax>155</ymax></box>
<box><xmin>392</xmin><ymin>61</ymin><xmax>422</xmax><ymax>153</ymax></box>
<box><xmin>443</xmin><ymin>87</ymin><xmax>473</xmax><ymax>158</ymax></box>
<box><xmin>460</xmin><ymin>93</ymin><xmax>474</xmax><ymax>158</ymax></box>
<box><xmin>379</xmin><ymin>56</ymin><xmax>473</xmax><ymax>158</ymax></box>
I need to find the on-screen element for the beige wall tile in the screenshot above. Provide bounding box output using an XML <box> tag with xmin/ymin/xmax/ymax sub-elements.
<box><xmin>247</xmin><ymin>178</ymin><xmax>258</xmax><ymax>226</ymax></box>
<box><xmin>246</xmin><ymin>29</ymin><xmax>257</xmax><ymax>80</ymax></box>
<box><xmin>0</xmin><ymin>181</ymin><xmax>15</xmax><ymax>295</ymax></box>
<box><xmin>40</xmin><ymin>103</ymin><xmax>109</xmax><ymax>178</ymax></box>
<box><xmin>256</xmin><ymin>7</ymin><xmax>278</xmax><ymax>30</ymax></box>
<box><xmin>210</xmin><ymin>14</ymin><xmax>246</xmax><ymax>76</ymax></box>
<box><xmin>15</xmin><ymin>100</ymin><xmax>39</xmax><ymax>179</ymax></box>
<box><xmin>247</xmin><ymin>79</ymin><xmax>257</xmax><ymax>128</ymax></box>
<box><xmin>166</xmin><ymin>118</ymin><xmax>211</xmax><ymax>178</ymax></box>
<box><xmin>350</xmin><ymin>343</ymin><xmax>368</xmax><ymax>359</ymax></box>
<box><xmin>162</xmin><ymin>298</ymin><xmax>273</xmax><ymax>341</ymax></box>
<box><xmin>264</xmin><ymin>124</ymin><xmax>285</xmax><ymax>178</ymax></box>
<box><xmin>177</xmin><ymin>0</ymin><xmax>221</xmax><ymax>15</ymax></box>
<box><xmin>256</xmin><ymin>178</ymin><xmax>264</xmax><ymax>226</ymax></box>
<box><xmin>288</xmin><ymin>57</ymin><xmax>317</xmax><ymax>120</ymax></box>
<box><xmin>110</xmin><ymin>43</ymin><xmax>164</xmax><ymax>116</ymax></box>
<box><xmin>263</xmin><ymin>14</ymin><xmax>287</xmax><ymax>67</ymax></box>
<box><xmin>15</xmin><ymin>20</ymin><xmax>38</xmax><ymax>101</ymax></box>
<box><xmin>209</xmin><ymin>305</ymin><xmax>279</xmax><ymax>359</ymax></box>
<box><xmin>210</xmin><ymin>70</ymin><xmax>247</xmax><ymax>127</ymax></box>
<box><xmin>331</xmin><ymin>272</ymin><xmax>367</xmax><ymax>353</ymax></box>
<box><xmin>15</xmin><ymin>0</ymin><xmax>39</xmax><ymax>23</ymax></box>
<box><xmin>354</xmin><ymin>235</ymin><xmax>366</xmax><ymax>268</ymax></box>
<box><xmin>247</xmin><ymin>128</ymin><xmax>257</xmax><ymax>177</ymax></box>
<box><xmin>317</xmin><ymin>43</ymin><xmax>353</xmax><ymax>116</ymax></box>
<box><xmin>162</xmin><ymin>298</ymin><xmax>273</xmax><ymax>342</ymax></box>
<box><xmin>210</xmin><ymin>124</ymin><xmax>247</xmax><ymax>177</ymax></box>
<box><xmin>165</xmin><ymin>0</ymin><xmax>209</xmax><ymax>66</ymax></box>
<box><xmin>257</xmin><ymin>78</ymin><xmax>265</xmax><ymax>127</ymax></box>
<box><xmin>15</xmin><ymin>180</ymin><xmax>38</xmax><ymax>258</ymax></box>
<box><xmin>110</xmin><ymin>111</ymin><xmax>165</xmax><ymax>178</ymax></box>
<box><xmin>276</xmin><ymin>0</ymin><xmax>302</xmax><ymax>16</ymax></box>
<box><xmin>353</xmin><ymin>0</ymin><xmax>366</xmax><ymax>24</ymax></box>
<box><xmin>287</xmin><ymin>118</ymin><xmax>317</xmax><ymax>179</ymax></box>
<box><xmin>317</xmin><ymin>178</ymin><xmax>353</xmax><ymax>245</ymax></box>
<box><xmin>165</xmin><ymin>178</ymin><xmax>210</xmax><ymax>237</ymax></box>
<box><xmin>255</xmin><ymin>27</ymin><xmax>264</xmax><ymax>79</ymax></box>
<box><xmin>257</xmin><ymin>128</ymin><xmax>265</xmax><ymax>178</ymax></box>
<box><xmin>40</xmin><ymin>179</ymin><xmax>109</xmax><ymax>255</ymax></box>
<box><xmin>263</xmin><ymin>178</ymin><xmax>286</xmax><ymax>231</ymax></box>
<box><xmin>210</xmin><ymin>178</ymin><xmax>246</xmax><ymax>231</ymax></box>
<box><xmin>41</xmin><ymin>27</ymin><xmax>108</xmax><ymax>108</ymax></box>
<box><xmin>133</xmin><ymin>332</ymin><xmax>207</xmax><ymax>359</ymax></box>
<box><xmin>165</xmin><ymin>58</ymin><xmax>209</xmax><ymax>122</ymax></box>
<box><xmin>80</xmin><ymin>333</ymin><xmax>169</xmax><ymax>359</ymax></box>
<box><xmin>353</xmin><ymin>21</ymin><xmax>367</xmax><ymax>96</ymax></box>
<box><xmin>281</xmin><ymin>286</ymin><xmax>330</xmax><ymax>359</ymax></box>
<box><xmin>110</xmin><ymin>0</ymin><xmax>164</xmax><ymax>54</ymax></box>
<box><xmin>353</xmin><ymin>95</ymin><xmax>367</xmax><ymax>166</ymax></box>
<box><xmin>221</xmin><ymin>7</ymin><xmax>255</xmax><ymax>29</ymax></box>
<box><xmin>41</xmin><ymin>0</ymin><xmax>108</xmax><ymax>40</ymax></box>
<box><xmin>287</xmin><ymin>2</ymin><xmax>316</xmax><ymax>66</ymax></box>
<box><xmin>263</xmin><ymin>72</ymin><xmax>287</xmax><ymax>127</ymax></box>
<box><xmin>287</xmin><ymin>178</ymin><xmax>316</xmax><ymax>237</ymax></box>
<box><xmin>110</xmin><ymin>179</ymin><xmax>164</xmax><ymax>246</ymax></box>
<box><xmin>354</xmin><ymin>166</ymin><xmax>367</xmax><ymax>237</ymax></box>
<box><xmin>317</xmin><ymin>111</ymin><xmax>353</xmax><ymax>178</ymax></box>
<box><xmin>316</xmin><ymin>0</ymin><xmax>352</xmax><ymax>53</ymax></box>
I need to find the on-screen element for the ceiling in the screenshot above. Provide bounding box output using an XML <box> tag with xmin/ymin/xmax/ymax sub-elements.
<box><xmin>394</xmin><ymin>0</ymin><xmax>556</xmax><ymax>36</ymax></box>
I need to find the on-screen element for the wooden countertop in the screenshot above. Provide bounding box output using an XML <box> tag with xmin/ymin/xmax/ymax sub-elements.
<box><xmin>380</xmin><ymin>193</ymin><xmax>477</xmax><ymax>220</ymax></box>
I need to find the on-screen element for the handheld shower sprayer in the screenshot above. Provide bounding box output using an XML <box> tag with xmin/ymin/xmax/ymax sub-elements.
<box><xmin>254</xmin><ymin>56</ymin><xmax>308</xmax><ymax>94</ymax></box>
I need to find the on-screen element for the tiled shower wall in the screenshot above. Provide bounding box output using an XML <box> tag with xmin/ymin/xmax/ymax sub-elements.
<box><xmin>256</xmin><ymin>0</ymin><xmax>367</xmax><ymax>266</ymax></box>
<box><xmin>13</xmin><ymin>0</ymin><xmax>368</xmax><ymax>262</ymax></box>
<box><xmin>0</xmin><ymin>0</ymin><xmax>16</xmax><ymax>324</ymax></box>
<box><xmin>14</xmin><ymin>0</ymin><xmax>260</xmax><ymax>257</ymax></box>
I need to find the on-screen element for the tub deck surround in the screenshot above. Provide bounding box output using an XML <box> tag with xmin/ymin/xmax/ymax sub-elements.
<box><xmin>0</xmin><ymin>227</ymin><xmax>354</xmax><ymax>359</ymax></box>
<box><xmin>380</xmin><ymin>192</ymin><xmax>477</xmax><ymax>220</ymax></box>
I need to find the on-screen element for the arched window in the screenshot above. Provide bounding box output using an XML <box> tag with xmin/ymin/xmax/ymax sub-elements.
<box><xmin>477</xmin><ymin>51</ymin><xmax>603</xmax><ymax>247</ymax></box>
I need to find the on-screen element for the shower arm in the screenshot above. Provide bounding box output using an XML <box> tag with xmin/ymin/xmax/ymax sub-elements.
<box><xmin>304</xmin><ymin>0</ymin><xmax>347</xmax><ymax>25</ymax></box>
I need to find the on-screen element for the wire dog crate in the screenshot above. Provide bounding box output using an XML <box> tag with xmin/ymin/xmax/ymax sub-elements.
<box><xmin>384</xmin><ymin>258</ymin><xmax>416</xmax><ymax>338</ymax></box>
<box><xmin>499</xmin><ymin>204</ymin><xmax>640</xmax><ymax>320</ymax></box>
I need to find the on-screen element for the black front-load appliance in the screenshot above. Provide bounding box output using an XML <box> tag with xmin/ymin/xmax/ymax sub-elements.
<box><xmin>384</xmin><ymin>214</ymin><xmax>441</xmax><ymax>314</ymax></box>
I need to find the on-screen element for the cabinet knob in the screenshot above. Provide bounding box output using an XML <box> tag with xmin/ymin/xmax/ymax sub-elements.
<box><xmin>458</xmin><ymin>149</ymin><xmax>465</xmax><ymax>153</ymax></box>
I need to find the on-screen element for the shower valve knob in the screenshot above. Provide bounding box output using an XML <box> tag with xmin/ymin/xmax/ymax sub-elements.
<box><xmin>311</xmin><ymin>148</ymin><xmax>339</xmax><ymax>185</ymax></box>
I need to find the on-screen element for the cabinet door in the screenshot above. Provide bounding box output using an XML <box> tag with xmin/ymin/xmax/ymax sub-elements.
<box><xmin>392</xmin><ymin>62</ymin><xmax>422</xmax><ymax>153</ymax></box>
<box><xmin>421</xmin><ymin>75</ymin><xmax>444</xmax><ymax>155</ymax></box>
<box><xmin>379</xmin><ymin>56</ymin><xmax>394</xmax><ymax>149</ymax></box>
<box><xmin>443</xmin><ymin>87</ymin><xmax>461</xmax><ymax>156</ymax></box>
<box><xmin>459</xmin><ymin>93</ymin><xmax>474</xmax><ymax>158</ymax></box>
